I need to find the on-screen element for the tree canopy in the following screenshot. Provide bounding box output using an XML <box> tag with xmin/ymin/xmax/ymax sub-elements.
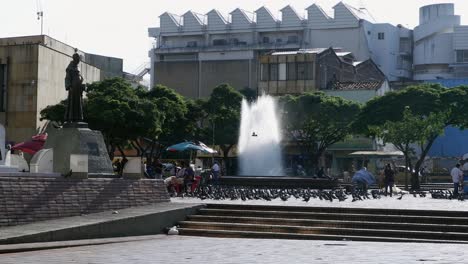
<box><xmin>203</xmin><ymin>84</ymin><xmax>243</xmax><ymax>169</ymax></box>
<box><xmin>280</xmin><ymin>92</ymin><xmax>361</xmax><ymax>172</ymax></box>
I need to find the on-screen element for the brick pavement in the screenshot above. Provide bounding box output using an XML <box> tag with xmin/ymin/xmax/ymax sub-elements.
<box><xmin>0</xmin><ymin>235</ymin><xmax>464</xmax><ymax>264</ymax></box>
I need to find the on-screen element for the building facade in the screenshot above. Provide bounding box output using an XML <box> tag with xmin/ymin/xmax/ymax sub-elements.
<box><xmin>413</xmin><ymin>3</ymin><xmax>468</xmax><ymax>80</ymax></box>
<box><xmin>0</xmin><ymin>35</ymin><xmax>124</xmax><ymax>144</ymax></box>
<box><xmin>258</xmin><ymin>48</ymin><xmax>385</xmax><ymax>95</ymax></box>
<box><xmin>148</xmin><ymin>2</ymin><xmax>412</xmax><ymax>98</ymax></box>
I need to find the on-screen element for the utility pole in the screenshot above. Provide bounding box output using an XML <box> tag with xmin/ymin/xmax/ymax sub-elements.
<box><xmin>36</xmin><ymin>0</ymin><xmax>44</xmax><ymax>35</ymax></box>
<box><xmin>37</xmin><ymin>11</ymin><xmax>43</xmax><ymax>35</ymax></box>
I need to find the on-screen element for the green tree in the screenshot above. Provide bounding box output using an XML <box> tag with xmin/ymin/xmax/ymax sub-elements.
<box><xmin>41</xmin><ymin>78</ymin><xmax>162</xmax><ymax>159</ymax></box>
<box><xmin>280</xmin><ymin>92</ymin><xmax>361</xmax><ymax>173</ymax></box>
<box><xmin>239</xmin><ymin>87</ymin><xmax>257</xmax><ymax>103</ymax></box>
<box><xmin>370</xmin><ymin>107</ymin><xmax>448</xmax><ymax>189</ymax></box>
<box><xmin>139</xmin><ymin>85</ymin><xmax>206</xmax><ymax>161</ymax></box>
<box><xmin>204</xmin><ymin>84</ymin><xmax>243</xmax><ymax>171</ymax></box>
<box><xmin>356</xmin><ymin>84</ymin><xmax>468</xmax><ymax>189</ymax></box>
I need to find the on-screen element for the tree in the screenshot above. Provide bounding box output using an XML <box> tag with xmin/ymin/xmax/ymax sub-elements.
<box><xmin>204</xmin><ymin>84</ymin><xmax>243</xmax><ymax>171</ymax></box>
<box><xmin>370</xmin><ymin>107</ymin><xmax>448</xmax><ymax>190</ymax></box>
<box><xmin>356</xmin><ymin>84</ymin><xmax>468</xmax><ymax>189</ymax></box>
<box><xmin>239</xmin><ymin>87</ymin><xmax>257</xmax><ymax>103</ymax></box>
<box><xmin>138</xmin><ymin>84</ymin><xmax>207</xmax><ymax>162</ymax></box>
<box><xmin>280</xmin><ymin>92</ymin><xmax>361</xmax><ymax>173</ymax></box>
<box><xmin>40</xmin><ymin>78</ymin><xmax>162</xmax><ymax>159</ymax></box>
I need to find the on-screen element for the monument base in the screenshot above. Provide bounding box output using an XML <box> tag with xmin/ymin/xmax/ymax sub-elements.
<box><xmin>44</xmin><ymin>123</ymin><xmax>114</xmax><ymax>178</ymax></box>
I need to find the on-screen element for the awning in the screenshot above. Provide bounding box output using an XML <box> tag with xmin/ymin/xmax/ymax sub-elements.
<box><xmin>348</xmin><ymin>151</ymin><xmax>404</xmax><ymax>157</ymax></box>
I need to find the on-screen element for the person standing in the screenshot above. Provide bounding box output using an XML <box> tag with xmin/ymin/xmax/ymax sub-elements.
<box><xmin>451</xmin><ymin>164</ymin><xmax>463</xmax><ymax>197</ymax></box>
<box><xmin>384</xmin><ymin>164</ymin><xmax>395</xmax><ymax>197</ymax></box>
<box><xmin>212</xmin><ymin>161</ymin><xmax>220</xmax><ymax>185</ymax></box>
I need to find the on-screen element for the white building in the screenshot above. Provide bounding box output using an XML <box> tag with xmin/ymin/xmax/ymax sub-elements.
<box><xmin>148</xmin><ymin>2</ymin><xmax>412</xmax><ymax>97</ymax></box>
<box><xmin>413</xmin><ymin>3</ymin><xmax>468</xmax><ymax>80</ymax></box>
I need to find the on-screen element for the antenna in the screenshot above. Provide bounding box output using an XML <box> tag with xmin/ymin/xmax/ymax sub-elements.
<box><xmin>36</xmin><ymin>0</ymin><xmax>44</xmax><ymax>35</ymax></box>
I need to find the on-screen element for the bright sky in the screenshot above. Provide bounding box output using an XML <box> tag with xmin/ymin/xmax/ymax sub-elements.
<box><xmin>1</xmin><ymin>0</ymin><xmax>468</xmax><ymax>74</ymax></box>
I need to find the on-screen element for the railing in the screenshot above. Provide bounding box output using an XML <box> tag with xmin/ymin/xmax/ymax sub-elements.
<box><xmin>154</xmin><ymin>42</ymin><xmax>302</xmax><ymax>53</ymax></box>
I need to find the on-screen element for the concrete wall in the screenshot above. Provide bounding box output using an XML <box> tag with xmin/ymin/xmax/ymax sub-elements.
<box><xmin>36</xmin><ymin>45</ymin><xmax>101</xmax><ymax>131</ymax></box>
<box><xmin>84</xmin><ymin>53</ymin><xmax>123</xmax><ymax>80</ymax></box>
<box><xmin>154</xmin><ymin>61</ymin><xmax>199</xmax><ymax>98</ymax></box>
<box><xmin>0</xmin><ymin>35</ymin><xmax>115</xmax><ymax>144</ymax></box>
<box><xmin>0</xmin><ymin>44</ymin><xmax>39</xmax><ymax>144</ymax></box>
<box><xmin>200</xmin><ymin>60</ymin><xmax>252</xmax><ymax>97</ymax></box>
<box><xmin>0</xmin><ymin>177</ymin><xmax>170</xmax><ymax>227</ymax></box>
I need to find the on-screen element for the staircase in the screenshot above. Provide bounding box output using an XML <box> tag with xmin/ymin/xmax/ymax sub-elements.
<box><xmin>177</xmin><ymin>204</ymin><xmax>468</xmax><ymax>243</ymax></box>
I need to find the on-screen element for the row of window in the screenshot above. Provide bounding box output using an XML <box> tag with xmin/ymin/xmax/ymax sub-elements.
<box><xmin>456</xmin><ymin>50</ymin><xmax>468</xmax><ymax>63</ymax></box>
<box><xmin>261</xmin><ymin>63</ymin><xmax>314</xmax><ymax>81</ymax></box>
<box><xmin>185</xmin><ymin>35</ymin><xmax>300</xmax><ymax>48</ymax></box>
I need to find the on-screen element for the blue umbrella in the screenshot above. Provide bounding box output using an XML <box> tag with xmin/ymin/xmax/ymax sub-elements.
<box><xmin>166</xmin><ymin>141</ymin><xmax>217</xmax><ymax>154</ymax></box>
<box><xmin>352</xmin><ymin>169</ymin><xmax>376</xmax><ymax>185</ymax></box>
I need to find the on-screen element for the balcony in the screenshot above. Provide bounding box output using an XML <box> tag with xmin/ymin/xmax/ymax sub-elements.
<box><xmin>154</xmin><ymin>42</ymin><xmax>302</xmax><ymax>54</ymax></box>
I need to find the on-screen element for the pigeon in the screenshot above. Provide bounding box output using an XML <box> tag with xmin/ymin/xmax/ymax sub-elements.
<box><xmin>397</xmin><ymin>193</ymin><xmax>404</xmax><ymax>200</ymax></box>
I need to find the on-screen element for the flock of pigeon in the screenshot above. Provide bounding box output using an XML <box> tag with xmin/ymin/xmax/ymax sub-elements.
<box><xmin>173</xmin><ymin>185</ymin><xmax>461</xmax><ymax>202</ymax></box>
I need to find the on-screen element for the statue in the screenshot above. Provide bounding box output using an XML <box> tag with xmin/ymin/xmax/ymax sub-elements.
<box><xmin>64</xmin><ymin>51</ymin><xmax>86</xmax><ymax>123</ymax></box>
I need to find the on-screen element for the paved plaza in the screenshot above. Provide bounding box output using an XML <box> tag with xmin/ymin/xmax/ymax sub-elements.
<box><xmin>0</xmin><ymin>235</ymin><xmax>464</xmax><ymax>264</ymax></box>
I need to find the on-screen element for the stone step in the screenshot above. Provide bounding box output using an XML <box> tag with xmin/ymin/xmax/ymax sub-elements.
<box><xmin>178</xmin><ymin>221</ymin><xmax>468</xmax><ymax>241</ymax></box>
<box><xmin>198</xmin><ymin>208</ymin><xmax>468</xmax><ymax>225</ymax></box>
<box><xmin>187</xmin><ymin>215</ymin><xmax>468</xmax><ymax>233</ymax></box>
<box><xmin>177</xmin><ymin>228</ymin><xmax>468</xmax><ymax>244</ymax></box>
<box><xmin>205</xmin><ymin>203</ymin><xmax>468</xmax><ymax>217</ymax></box>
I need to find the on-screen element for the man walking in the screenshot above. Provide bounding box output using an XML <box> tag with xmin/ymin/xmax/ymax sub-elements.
<box><xmin>451</xmin><ymin>164</ymin><xmax>463</xmax><ymax>198</ymax></box>
<box><xmin>212</xmin><ymin>161</ymin><xmax>220</xmax><ymax>185</ymax></box>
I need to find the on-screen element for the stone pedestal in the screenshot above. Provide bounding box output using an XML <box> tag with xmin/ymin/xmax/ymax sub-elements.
<box><xmin>43</xmin><ymin>123</ymin><xmax>114</xmax><ymax>178</ymax></box>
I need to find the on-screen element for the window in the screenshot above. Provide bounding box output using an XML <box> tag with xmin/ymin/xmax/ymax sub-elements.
<box><xmin>297</xmin><ymin>63</ymin><xmax>314</xmax><ymax>80</ymax></box>
<box><xmin>0</xmin><ymin>65</ymin><xmax>5</xmax><ymax>112</ymax></box>
<box><xmin>230</xmin><ymin>38</ymin><xmax>239</xmax><ymax>45</ymax></box>
<box><xmin>287</xmin><ymin>35</ymin><xmax>299</xmax><ymax>44</ymax></box>
<box><xmin>213</xmin><ymin>39</ymin><xmax>227</xmax><ymax>46</ymax></box>
<box><xmin>456</xmin><ymin>50</ymin><xmax>468</xmax><ymax>63</ymax></box>
<box><xmin>186</xmin><ymin>41</ymin><xmax>197</xmax><ymax>48</ymax></box>
<box><xmin>279</xmin><ymin>63</ymin><xmax>287</xmax><ymax>81</ymax></box>
<box><xmin>287</xmin><ymin>63</ymin><xmax>296</xmax><ymax>80</ymax></box>
<box><xmin>269</xmin><ymin>64</ymin><xmax>278</xmax><ymax>81</ymax></box>
<box><xmin>262</xmin><ymin>37</ymin><xmax>270</xmax><ymax>44</ymax></box>
<box><xmin>378</xmin><ymin>32</ymin><xmax>385</xmax><ymax>40</ymax></box>
<box><xmin>261</xmin><ymin>64</ymin><xmax>269</xmax><ymax>81</ymax></box>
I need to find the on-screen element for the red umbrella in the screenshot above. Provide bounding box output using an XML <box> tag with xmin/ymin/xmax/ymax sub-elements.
<box><xmin>11</xmin><ymin>133</ymin><xmax>47</xmax><ymax>155</ymax></box>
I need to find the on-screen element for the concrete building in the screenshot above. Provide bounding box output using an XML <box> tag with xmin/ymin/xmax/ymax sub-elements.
<box><xmin>0</xmin><ymin>35</ymin><xmax>125</xmax><ymax>144</ymax></box>
<box><xmin>148</xmin><ymin>2</ymin><xmax>412</xmax><ymax>98</ymax></box>
<box><xmin>413</xmin><ymin>3</ymin><xmax>468</xmax><ymax>80</ymax></box>
<box><xmin>258</xmin><ymin>48</ymin><xmax>385</xmax><ymax>95</ymax></box>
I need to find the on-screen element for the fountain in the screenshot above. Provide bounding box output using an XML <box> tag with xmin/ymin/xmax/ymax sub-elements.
<box><xmin>219</xmin><ymin>93</ymin><xmax>336</xmax><ymax>189</ymax></box>
<box><xmin>238</xmin><ymin>94</ymin><xmax>284</xmax><ymax>176</ymax></box>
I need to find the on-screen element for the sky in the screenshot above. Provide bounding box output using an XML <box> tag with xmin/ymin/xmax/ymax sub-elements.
<box><xmin>1</xmin><ymin>0</ymin><xmax>468</xmax><ymax>74</ymax></box>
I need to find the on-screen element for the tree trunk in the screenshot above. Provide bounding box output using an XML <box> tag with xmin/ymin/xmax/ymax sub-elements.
<box><xmin>412</xmin><ymin>134</ymin><xmax>438</xmax><ymax>190</ymax></box>
<box><xmin>220</xmin><ymin>144</ymin><xmax>233</xmax><ymax>176</ymax></box>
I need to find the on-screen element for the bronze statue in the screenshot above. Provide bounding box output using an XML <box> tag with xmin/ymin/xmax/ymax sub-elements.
<box><xmin>65</xmin><ymin>51</ymin><xmax>86</xmax><ymax>122</ymax></box>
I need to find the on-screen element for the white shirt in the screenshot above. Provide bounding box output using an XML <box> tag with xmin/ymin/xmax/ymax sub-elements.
<box><xmin>451</xmin><ymin>167</ymin><xmax>463</xmax><ymax>183</ymax></box>
<box><xmin>212</xmin><ymin>163</ymin><xmax>220</xmax><ymax>172</ymax></box>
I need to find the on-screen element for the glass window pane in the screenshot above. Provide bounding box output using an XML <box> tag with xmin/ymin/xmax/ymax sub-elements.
<box><xmin>270</xmin><ymin>64</ymin><xmax>278</xmax><ymax>81</ymax></box>
<box><xmin>287</xmin><ymin>63</ymin><xmax>296</xmax><ymax>80</ymax></box>
<box><xmin>261</xmin><ymin>64</ymin><xmax>268</xmax><ymax>81</ymax></box>
<box><xmin>297</xmin><ymin>63</ymin><xmax>306</xmax><ymax>80</ymax></box>
<box><xmin>279</xmin><ymin>63</ymin><xmax>286</xmax><ymax>81</ymax></box>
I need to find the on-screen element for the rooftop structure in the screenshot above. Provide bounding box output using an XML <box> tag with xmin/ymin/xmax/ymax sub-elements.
<box><xmin>148</xmin><ymin>1</ymin><xmax>412</xmax><ymax>98</ymax></box>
